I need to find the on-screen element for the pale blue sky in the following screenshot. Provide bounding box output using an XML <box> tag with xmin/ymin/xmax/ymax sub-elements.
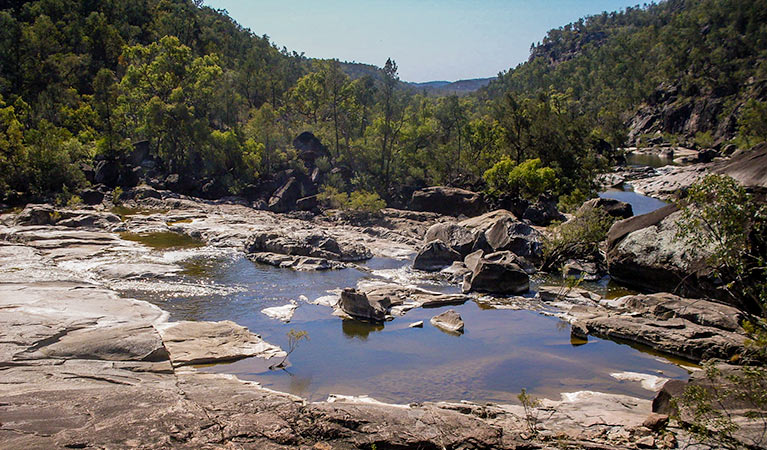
<box><xmin>204</xmin><ymin>0</ymin><xmax>643</xmax><ymax>82</ymax></box>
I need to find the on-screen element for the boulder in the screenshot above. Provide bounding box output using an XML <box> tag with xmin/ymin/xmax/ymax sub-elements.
<box><xmin>430</xmin><ymin>309</ymin><xmax>464</xmax><ymax>334</ymax></box>
<box><xmin>293</xmin><ymin>131</ymin><xmax>330</xmax><ymax>167</ymax></box>
<box><xmin>15</xmin><ymin>204</ymin><xmax>56</xmax><ymax>225</ymax></box>
<box><xmin>413</xmin><ymin>240</ymin><xmax>462</xmax><ymax>271</ymax></box>
<box><xmin>409</xmin><ymin>186</ymin><xmax>487</xmax><ymax>217</ymax></box>
<box><xmin>296</xmin><ymin>195</ymin><xmax>318</xmax><ymax>211</ymax></box>
<box><xmin>338</xmin><ymin>288</ymin><xmax>386</xmax><ymax>322</ymax></box>
<box><xmin>607</xmin><ymin>205</ymin><xmax>737</xmax><ymax>306</ymax></box>
<box><xmin>715</xmin><ymin>142</ymin><xmax>767</xmax><ymax>197</ymax></box>
<box><xmin>245</xmin><ymin>230</ymin><xmax>371</xmax><ymax>262</ymax></box>
<box><xmin>80</xmin><ymin>189</ymin><xmax>105</xmax><ymax>205</ymax></box>
<box><xmin>268</xmin><ymin>177</ymin><xmax>302</xmax><ymax>213</ymax></box>
<box><xmin>483</xmin><ymin>216</ymin><xmax>542</xmax><ymax>265</ymax></box>
<box><xmin>579</xmin><ymin>197</ymin><xmax>633</xmax><ymax>219</ymax></box>
<box><xmin>424</xmin><ymin>222</ymin><xmax>475</xmax><ymax>255</ymax></box>
<box><xmin>94</xmin><ymin>159</ymin><xmax>120</xmax><ymax>186</ymax></box>
<box><xmin>563</xmin><ymin>259</ymin><xmax>603</xmax><ymax>281</ymax></box>
<box><xmin>462</xmin><ymin>251</ymin><xmax>530</xmax><ymax>295</ymax></box>
<box><xmin>522</xmin><ymin>198</ymin><xmax>566</xmax><ymax>226</ymax></box>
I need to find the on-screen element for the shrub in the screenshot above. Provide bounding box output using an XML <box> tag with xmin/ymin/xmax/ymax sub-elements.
<box><xmin>541</xmin><ymin>205</ymin><xmax>614</xmax><ymax>271</ymax></box>
<box><xmin>318</xmin><ymin>186</ymin><xmax>386</xmax><ymax>214</ymax></box>
<box><xmin>484</xmin><ymin>157</ymin><xmax>557</xmax><ymax>200</ymax></box>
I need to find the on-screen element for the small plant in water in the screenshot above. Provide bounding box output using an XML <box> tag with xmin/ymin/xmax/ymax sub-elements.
<box><xmin>112</xmin><ymin>186</ymin><xmax>124</xmax><ymax>205</ymax></box>
<box><xmin>518</xmin><ymin>388</ymin><xmax>541</xmax><ymax>436</ymax></box>
<box><xmin>270</xmin><ymin>329</ymin><xmax>309</xmax><ymax>370</ymax></box>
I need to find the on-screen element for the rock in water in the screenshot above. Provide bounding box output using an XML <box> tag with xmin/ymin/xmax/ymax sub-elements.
<box><xmin>338</xmin><ymin>288</ymin><xmax>387</xmax><ymax>322</ymax></box>
<box><xmin>409</xmin><ymin>186</ymin><xmax>487</xmax><ymax>217</ymax></box>
<box><xmin>261</xmin><ymin>300</ymin><xmax>298</xmax><ymax>322</ymax></box>
<box><xmin>578</xmin><ymin>197</ymin><xmax>633</xmax><ymax>219</ymax></box>
<box><xmin>412</xmin><ymin>240</ymin><xmax>462</xmax><ymax>271</ymax></box>
<box><xmin>430</xmin><ymin>309</ymin><xmax>464</xmax><ymax>334</ymax></box>
<box><xmin>483</xmin><ymin>216</ymin><xmax>542</xmax><ymax>265</ymax></box>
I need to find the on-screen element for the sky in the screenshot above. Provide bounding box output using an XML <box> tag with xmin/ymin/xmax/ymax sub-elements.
<box><xmin>204</xmin><ymin>0</ymin><xmax>643</xmax><ymax>83</ymax></box>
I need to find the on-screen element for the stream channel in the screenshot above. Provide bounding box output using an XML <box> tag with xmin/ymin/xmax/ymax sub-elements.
<box><xmin>116</xmin><ymin>170</ymin><xmax>698</xmax><ymax>405</ymax></box>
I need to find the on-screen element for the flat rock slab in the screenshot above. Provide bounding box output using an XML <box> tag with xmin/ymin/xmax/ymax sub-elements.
<box><xmin>156</xmin><ymin>320</ymin><xmax>286</xmax><ymax>366</ymax></box>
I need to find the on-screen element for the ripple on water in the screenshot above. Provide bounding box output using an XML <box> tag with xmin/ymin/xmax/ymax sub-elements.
<box><xmin>109</xmin><ymin>251</ymin><xmax>691</xmax><ymax>404</ymax></box>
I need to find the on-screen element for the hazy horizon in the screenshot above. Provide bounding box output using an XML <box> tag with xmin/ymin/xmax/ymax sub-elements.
<box><xmin>204</xmin><ymin>0</ymin><xmax>644</xmax><ymax>82</ymax></box>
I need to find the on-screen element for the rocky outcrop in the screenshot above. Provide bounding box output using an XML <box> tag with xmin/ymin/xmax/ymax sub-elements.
<box><xmin>156</xmin><ymin>320</ymin><xmax>285</xmax><ymax>366</ymax></box>
<box><xmin>412</xmin><ymin>239</ymin><xmax>461</xmax><ymax>271</ymax></box>
<box><xmin>572</xmin><ymin>293</ymin><xmax>747</xmax><ymax>362</ymax></box>
<box><xmin>424</xmin><ymin>221</ymin><xmax>476</xmax><ymax>255</ymax></box>
<box><xmin>430</xmin><ymin>309</ymin><xmax>465</xmax><ymax>334</ymax></box>
<box><xmin>483</xmin><ymin>215</ymin><xmax>543</xmax><ymax>265</ymax></box>
<box><xmin>579</xmin><ymin>197</ymin><xmax>633</xmax><ymax>219</ymax></box>
<box><xmin>409</xmin><ymin>186</ymin><xmax>487</xmax><ymax>217</ymax></box>
<box><xmin>606</xmin><ymin>205</ymin><xmax>732</xmax><ymax>305</ymax></box>
<box><xmin>522</xmin><ymin>197</ymin><xmax>566</xmax><ymax>226</ymax></box>
<box><xmin>462</xmin><ymin>250</ymin><xmax>530</xmax><ymax>294</ymax></box>
<box><xmin>654</xmin><ymin>363</ymin><xmax>767</xmax><ymax>449</ymax></box>
<box><xmin>268</xmin><ymin>177</ymin><xmax>302</xmax><ymax>212</ymax></box>
<box><xmin>245</xmin><ymin>229</ymin><xmax>372</xmax><ymax>269</ymax></box>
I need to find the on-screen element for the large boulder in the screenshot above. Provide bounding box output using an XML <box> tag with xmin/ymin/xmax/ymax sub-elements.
<box><xmin>338</xmin><ymin>288</ymin><xmax>387</xmax><ymax>322</ymax></box>
<box><xmin>424</xmin><ymin>222</ymin><xmax>476</xmax><ymax>256</ymax></box>
<box><xmin>413</xmin><ymin>240</ymin><xmax>462</xmax><ymax>271</ymax></box>
<box><xmin>409</xmin><ymin>186</ymin><xmax>487</xmax><ymax>217</ymax></box>
<box><xmin>715</xmin><ymin>142</ymin><xmax>767</xmax><ymax>198</ymax></box>
<box><xmin>522</xmin><ymin>198</ymin><xmax>566</xmax><ymax>226</ymax></box>
<box><xmin>462</xmin><ymin>251</ymin><xmax>530</xmax><ymax>295</ymax></box>
<box><xmin>293</xmin><ymin>131</ymin><xmax>330</xmax><ymax>168</ymax></box>
<box><xmin>606</xmin><ymin>205</ymin><xmax>737</xmax><ymax>306</ymax></box>
<box><xmin>268</xmin><ymin>177</ymin><xmax>302</xmax><ymax>213</ymax></box>
<box><xmin>483</xmin><ymin>216</ymin><xmax>542</xmax><ymax>265</ymax></box>
<box><xmin>579</xmin><ymin>197</ymin><xmax>634</xmax><ymax>219</ymax></box>
<box><xmin>94</xmin><ymin>159</ymin><xmax>120</xmax><ymax>186</ymax></box>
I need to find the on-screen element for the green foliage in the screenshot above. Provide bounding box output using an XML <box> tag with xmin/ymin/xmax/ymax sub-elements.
<box><xmin>674</xmin><ymin>363</ymin><xmax>767</xmax><ymax>449</ymax></box>
<box><xmin>541</xmin><ymin>205</ymin><xmax>615</xmax><ymax>271</ymax></box>
<box><xmin>318</xmin><ymin>186</ymin><xmax>386</xmax><ymax>213</ymax></box>
<box><xmin>112</xmin><ymin>186</ymin><xmax>124</xmax><ymax>205</ymax></box>
<box><xmin>517</xmin><ymin>388</ymin><xmax>541</xmax><ymax>435</ymax></box>
<box><xmin>736</xmin><ymin>99</ymin><xmax>767</xmax><ymax>149</ymax></box>
<box><xmin>484</xmin><ymin>157</ymin><xmax>557</xmax><ymax>200</ymax></box>
<box><xmin>675</xmin><ymin>174</ymin><xmax>767</xmax><ymax>315</ymax></box>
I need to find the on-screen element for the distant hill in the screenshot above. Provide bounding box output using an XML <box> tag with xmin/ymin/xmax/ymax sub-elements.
<box><xmin>339</xmin><ymin>62</ymin><xmax>494</xmax><ymax>96</ymax></box>
<box><xmin>484</xmin><ymin>0</ymin><xmax>767</xmax><ymax>147</ymax></box>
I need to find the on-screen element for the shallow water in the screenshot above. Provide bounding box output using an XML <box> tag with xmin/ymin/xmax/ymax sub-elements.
<box><xmin>625</xmin><ymin>152</ymin><xmax>675</xmax><ymax>168</ymax></box>
<box><xmin>130</xmin><ymin>250</ymin><xmax>691</xmax><ymax>404</ymax></box>
<box><xmin>599</xmin><ymin>185</ymin><xmax>668</xmax><ymax>216</ymax></box>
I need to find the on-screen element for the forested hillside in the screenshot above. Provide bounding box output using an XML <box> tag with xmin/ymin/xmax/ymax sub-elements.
<box><xmin>486</xmin><ymin>0</ymin><xmax>767</xmax><ymax>148</ymax></box>
<box><xmin>1</xmin><ymin>0</ymin><xmax>766</xmax><ymax>210</ymax></box>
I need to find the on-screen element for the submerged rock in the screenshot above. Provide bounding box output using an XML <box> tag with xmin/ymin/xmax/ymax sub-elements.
<box><xmin>430</xmin><ymin>309</ymin><xmax>464</xmax><ymax>334</ymax></box>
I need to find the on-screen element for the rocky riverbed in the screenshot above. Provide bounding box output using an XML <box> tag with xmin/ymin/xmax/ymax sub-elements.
<box><xmin>0</xmin><ymin>181</ymin><xmax>758</xmax><ymax>449</ymax></box>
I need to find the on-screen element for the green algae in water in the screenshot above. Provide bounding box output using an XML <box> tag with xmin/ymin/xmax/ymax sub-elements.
<box><xmin>167</xmin><ymin>218</ymin><xmax>194</xmax><ymax>225</ymax></box>
<box><xmin>119</xmin><ymin>231</ymin><xmax>204</xmax><ymax>249</ymax></box>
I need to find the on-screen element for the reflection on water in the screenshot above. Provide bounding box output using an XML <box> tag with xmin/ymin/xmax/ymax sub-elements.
<box><xmin>342</xmin><ymin>319</ymin><xmax>385</xmax><ymax>340</ymax></box>
<box><xmin>126</xmin><ymin>251</ymin><xmax>692</xmax><ymax>404</ymax></box>
<box><xmin>110</xmin><ymin>205</ymin><xmax>168</xmax><ymax>220</ymax></box>
<box><xmin>119</xmin><ymin>231</ymin><xmax>205</xmax><ymax>249</ymax></box>
<box><xmin>625</xmin><ymin>152</ymin><xmax>675</xmax><ymax>168</ymax></box>
<box><xmin>599</xmin><ymin>184</ymin><xmax>668</xmax><ymax>216</ymax></box>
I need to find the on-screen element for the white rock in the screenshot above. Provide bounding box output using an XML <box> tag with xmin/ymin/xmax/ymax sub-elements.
<box><xmin>261</xmin><ymin>300</ymin><xmax>298</xmax><ymax>322</ymax></box>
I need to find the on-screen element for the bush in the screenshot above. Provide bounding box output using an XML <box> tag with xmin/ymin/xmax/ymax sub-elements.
<box><xmin>318</xmin><ymin>186</ymin><xmax>386</xmax><ymax>214</ymax></box>
<box><xmin>541</xmin><ymin>205</ymin><xmax>614</xmax><ymax>271</ymax></box>
<box><xmin>484</xmin><ymin>157</ymin><xmax>557</xmax><ymax>200</ymax></box>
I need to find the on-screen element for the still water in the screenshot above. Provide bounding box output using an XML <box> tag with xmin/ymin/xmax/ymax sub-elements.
<box><xmin>599</xmin><ymin>185</ymin><xmax>668</xmax><ymax>216</ymax></box>
<box><xmin>129</xmin><ymin>246</ymin><xmax>691</xmax><ymax>404</ymax></box>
